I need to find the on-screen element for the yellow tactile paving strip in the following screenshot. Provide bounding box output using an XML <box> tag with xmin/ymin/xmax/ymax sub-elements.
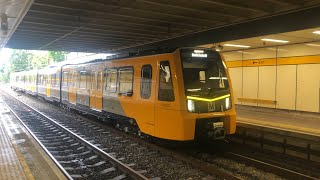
<box><xmin>0</xmin><ymin>111</ymin><xmax>27</xmax><ymax>180</ymax></box>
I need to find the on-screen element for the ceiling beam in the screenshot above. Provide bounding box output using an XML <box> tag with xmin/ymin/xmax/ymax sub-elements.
<box><xmin>111</xmin><ymin>5</ymin><xmax>320</xmax><ymax>53</ymax></box>
<box><xmin>32</xmin><ymin>0</ymin><xmax>224</xmax><ymax>26</ymax></box>
<box><xmin>27</xmin><ymin>9</ymin><xmax>189</xmax><ymax>32</ymax></box>
<box><xmin>20</xmin><ymin>20</ymin><xmax>166</xmax><ymax>39</ymax></box>
<box><xmin>22</xmin><ymin>15</ymin><xmax>181</xmax><ymax>36</ymax></box>
<box><xmin>197</xmin><ymin>0</ymin><xmax>268</xmax><ymax>13</ymax></box>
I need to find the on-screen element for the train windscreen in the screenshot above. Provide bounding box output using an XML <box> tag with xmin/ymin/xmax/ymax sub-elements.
<box><xmin>180</xmin><ymin>49</ymin><xmax>231</xmax><ymax>112</ymax></box>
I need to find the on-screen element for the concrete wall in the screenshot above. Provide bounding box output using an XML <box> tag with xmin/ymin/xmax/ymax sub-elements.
<box><xmin>223</xmin><ymin>43</ymin><xmax>320</xmax><ymax>113</ymax></box>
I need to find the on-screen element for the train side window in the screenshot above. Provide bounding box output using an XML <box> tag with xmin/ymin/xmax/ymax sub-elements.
<box><xmin>119</xmin><ymin>68</ymin><xmax>133</xmax><ymax>96</ymax></box>
<box><xmin>79</xmin><ymin>71</ymin><xmax>87</xmax><ymax>89</ymax></box>
<box><xmin>62</xmin><ymin>72</ymin><xmax>68</xmax><ymax>87</ymax></box>
<box><xmin>68</xmin><ymin>72</ymin><xmax>73</xmax><ymax>87</ymax></box>
<box><xmin>91</xmin><ymin>71</ymin><xmax>96</xmax><ymax>90</ymax></box>
<box><xmin>56</xmin><ymin>72</ymin><xmax>60</xmax><ymax>87</ymax></box>
<box><xmin>140</xmin><ymin>65</ymin><xmax>152</xmax><ymax>99</ymax></box>
<box><xmin>105</xmin><ymin>69</ymin><xmax>117</xmax><ymax>92</ymax></box>
<box><xmin>97</xmin><ymin>71</ymin><xmax>102</xmax><ymax>90</ymax></box>
<box><xmin>73</xmin><ymin>72</ymin><xmax>77</xmax><ymax>87</ymax></box>
<box><xmin>38</xmin><ymin>75</ymin><xmax>42</xmax><ymax>85</ymax></box>
<box><xmin>158</xmin><ymin>61</ymin><xmax>175</xmax><ymax>101</ymax></box>
<box><xmin>51</xmin><ymin>74</ymin><xmax>55</xmax><ymax>86</ymax></box>
<box><xmin>43</xmin><ymin>75</ymin><xmax>47</xmax><ymax>85</ymax></box>
<box><xmin>46</xmin><ymin>75</ymin><xmax>50</xmax><ymax>85</ymax></box>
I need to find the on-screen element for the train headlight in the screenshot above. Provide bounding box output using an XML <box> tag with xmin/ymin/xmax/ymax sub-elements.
<box><xmin>187</xmin><ymin>100</ymin><xmax>195</xmax><ymax>112</ymax></box>
<box><xmin>225</xmin><ymin>97</ymin><xmax>230</xmax><ymax>109</ymax></box>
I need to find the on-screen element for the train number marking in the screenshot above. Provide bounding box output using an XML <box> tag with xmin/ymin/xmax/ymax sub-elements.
<box><xmin>208</xmin><ymin>102</ymin><xmax>215</xmax><ymax>112</ymax></box>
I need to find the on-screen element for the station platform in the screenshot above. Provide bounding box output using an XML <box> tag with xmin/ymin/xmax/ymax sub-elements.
<box><xmin>236</xmin><ymin>105</ymin><xmax>320</xmax><ymax>137</ymax></box>
<box><xmin>0</xmin><ymin>97</ymin><xmax>66</xmax><ymax>180</ymax></box>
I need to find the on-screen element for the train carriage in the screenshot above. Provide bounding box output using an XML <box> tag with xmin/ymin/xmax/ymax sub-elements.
<box><xmin>49</xmin><ymin>66</ymin><xmax>61</xmax><ymax>103</ymax></box>
<box><xmin>10</xmin><ymin>48</ymin><xmax>236</xmax><ymax>142</ymax></box>
<box><xmin>10</xmin><ymin>71</ymin><xmax>26</xmax><ymax>91</ymax></box>
<box><xmin>24</xmin><ymin>70</ymin><xmax>37</xmax><ymax>95</ymax></box>
<box><xmin>62</xmin><ymin>48</ymin><xmax>236</xmax><ymax>141</ymax></box>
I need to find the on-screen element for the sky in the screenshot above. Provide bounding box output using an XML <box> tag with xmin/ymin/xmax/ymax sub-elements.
<box><xmin>0</xmin><ymin>48</ymin><xmax>12</xmax><ymax>65</ymax></box>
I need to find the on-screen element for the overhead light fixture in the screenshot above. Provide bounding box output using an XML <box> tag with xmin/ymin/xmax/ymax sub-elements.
<box><xmin>261</xmin><ymin>38</ymin><xmax>289</xmax><ymax>43</ymax></box>
<box><xmin>306</xmin><ymin>43</ymin><xmax>320</xmax><ymax>47</ymax></box>
<box><xmin>223</xmin><ymin>44</ymin><xmax>250</xmax><ymax>48</ymax></box>
<box><xmin>312</xmin><ymin>31</ymin><xmax>320</xmax><ymax>34</ymax></box>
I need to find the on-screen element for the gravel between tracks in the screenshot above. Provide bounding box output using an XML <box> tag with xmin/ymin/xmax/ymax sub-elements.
<box><xmin>3</xmin><ymin>88</ymin><xmax>286</xmax><ymax>180</ymax></box>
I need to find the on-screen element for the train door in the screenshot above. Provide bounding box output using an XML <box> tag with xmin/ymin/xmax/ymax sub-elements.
<box><xmin>90</xmin><ymin>70</ymin><xmax>103</xmax><ymax>110</ymax></box>
<box><xmin>46</xmin><ymin>74</ymin><xmax>51</xmax><ymax>97</ymax></box>
<box><xmin>154</xmin><ymin>60</ymin><xmax>180</xmax><ymax>139</ymax></box>
<box><xmin>139</xmin><ymin>64</ymin><xmax>155</xmax><ymax>126</ymax></box>
<box><xmin>68</xmin><ymin>70</ymin><xmax>77</xmax><ymax>104</ymax></box>
<box><xmin>61</xmin><ymin>71</ymin><xmax>69</xmax><ymax>102</ymax></box>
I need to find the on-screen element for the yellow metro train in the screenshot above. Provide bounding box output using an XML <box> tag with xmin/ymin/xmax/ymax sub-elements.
<box><xmin>10</xmin><ymin>48</ymin><xmax>236</xmax><ymax>141</ymax></box>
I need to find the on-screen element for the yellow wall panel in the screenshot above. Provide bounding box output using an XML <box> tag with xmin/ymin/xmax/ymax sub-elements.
<box><xmin>242</xmin><ymin>67</ymin><xmax>258</xmax><ymax>106</ymax></box>
<box><xmin>228</xmin><ymin>68</ymin><xmax>243</xmax><ymax>104</ymax></box>
<box><xmin>258</xmin><ymin>66</ymin><xmax>276</xmax><ymax>108</ymax></box>
<box><xmin>296</xmin><ymin>64</ymin><xmax>320</xmax><ymax>112</ymax></box>
<box><xmin>276</xmin><ymin>65</ymin><xmax>297</xmax><ymax>110</ymax></box>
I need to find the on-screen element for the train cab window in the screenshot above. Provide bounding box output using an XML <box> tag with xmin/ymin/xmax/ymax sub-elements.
<box><xmin>79</xmin><ymin>71</ymin><xmax>87</xmax><ymax>89</ymax></box>
<box><xmin>140</xmin><ymin>65</ymin><xmax>152</xmax><ymax>99</ymax></box>
<box><xmin>97</xmin><ymin>71</ymin><xmax>102</xmax><ymax>90</ymax></box>
<box><xmin>62</xmin><ymin>72</ymin><xmax>68</xmax><ymax>87</ymax></box>
<box><xmin>158</xmin><ymin>61</ymin><xmax>175</xmax><ymax>101</ymax></box>
<box><xmin>91</xmin><ymin>71</ymin><xmax>96</xmax><ymax>90</ymax></box>
<box><xmin>119</xmin><ymin>68</ymin><xmax>133</xmax><ymax>95</ymax></box>
<box><xmin>105</xmin><ymin>69</ymin><xmax>117</xmax><ymax>92</ymax></box>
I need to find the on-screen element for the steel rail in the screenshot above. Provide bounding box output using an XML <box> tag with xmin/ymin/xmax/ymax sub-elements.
<box><xmin>2</xmin><ymin>90</ymin><xmax>148</xmax><ymax>180</ymax></box>
<box><xmin>68</xmin><ymin>103</ymin><xmax>318</xmax><ymax>180</ymax></box>
<box><xmin>225</xmin><ymin>152</ymin><xmax>318</xmax><ymax>180</ymax></box>
<box><xmin>64</xmin><ymin>110</ymin><xmax>243</xmax><ymax>180</ymax></box>
<box><xmin>1</xmin><ymin>98</ymin><xmax>73</xmax><ymax>180</ymax></box>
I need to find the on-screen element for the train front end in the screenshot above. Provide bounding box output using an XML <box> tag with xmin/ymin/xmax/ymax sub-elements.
<box><xmin>180</xmin><ymin>48</ymin><xmax>236</xmax><ymax>140</ymax></box>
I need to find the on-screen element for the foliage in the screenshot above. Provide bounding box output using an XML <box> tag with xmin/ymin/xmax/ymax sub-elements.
<box><xmin>0</xmin><ymin>63</ymin><xmax>11</xmax><ymax>83</ymax></box>
<box><xmin>9</xmin><ymin>50</ymin><xmax>33</xmax><ymax>72</ymax></box>
<box><xmin>0</xmin><ymin>50</ymin><xmax>68</xmax><ymax>83</ymax></box>
<box><xmin>31</xmin><ymin>54</ymin><xmax>49</xmax><ymax>69</ymax></box>
<box><xmin>48</xmin><ymin>51</ymin><xmax>66</xmax><ymax>63</ymax></box>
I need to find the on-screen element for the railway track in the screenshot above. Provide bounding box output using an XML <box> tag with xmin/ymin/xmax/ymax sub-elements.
<box><xmin>3</xmin><ymin>88</ymin><xmax>319</xmax><ymax>179</ymax></box>
<box><xmin>2</xmin><ymin>90</ymin><xmax>148</xmax><ymax>179</ymax></box>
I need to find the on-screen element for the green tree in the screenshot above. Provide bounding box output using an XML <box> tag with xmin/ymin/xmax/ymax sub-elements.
<box><xmin>9</xmin><ymin>50</ymin><xmax>33</xmax><ymax>72</ymax></box>
<box><xmin>48</xmin><ymin>51</ymin><xmax>66</xmax><ymax>63</ymax></box>
<box><xmin>31</xmin><ymin>54</ymin><xmax>49</xmax><ymax>69</ymax></box>
<box><xmin>0</xmin><ymin>63</ymin><xmax>11</xmax><ymax>83</ymax></box>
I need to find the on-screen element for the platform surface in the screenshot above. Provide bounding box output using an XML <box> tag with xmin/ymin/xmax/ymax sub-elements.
<box><xmin>0</xmin><ymin>96</ymin><xmax>66</xmax><ymax>180</ymax></box>
<box><xmin>236</xmin><ymin>105</ymin><xmax>320</xmax><ymax>136</ymax></box>
<box><xmin>0</xmin><ymin>97</ymin><xmax>27</xmax><ymax>180</ymax></box>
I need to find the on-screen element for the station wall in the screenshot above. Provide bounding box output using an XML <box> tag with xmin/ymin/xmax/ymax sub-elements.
<box><xmin>223</xmin><ymin>43</ymin><xmax>320</xmax><ymax>113</ymax></box>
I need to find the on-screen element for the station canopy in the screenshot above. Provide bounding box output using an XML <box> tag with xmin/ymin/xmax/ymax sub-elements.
<box><xmin>4</xmin><ymin>0</ymin><xmax>320</xmax><ymax>53</ymax></box>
